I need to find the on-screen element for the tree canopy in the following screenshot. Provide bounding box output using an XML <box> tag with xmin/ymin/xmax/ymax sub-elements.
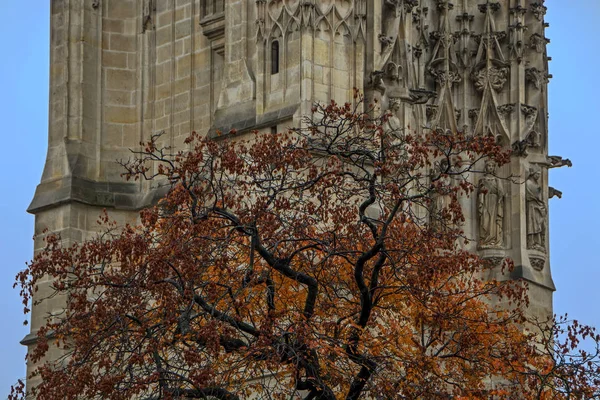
<box><xmin>12</xmin><ymin>96</ymin><xmax>600</xmax><ymax>399</ymax></box>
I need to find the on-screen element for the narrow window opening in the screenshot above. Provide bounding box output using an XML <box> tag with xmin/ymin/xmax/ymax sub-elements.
<box><xmin>270</xmin><ymin>126</ymin><xmax>277</xmax><ymax>135</ymax></box>
<box><xmin>271</xmin><ymin>40</ymin><xmax>280</xmax><ymax>75</ymax></box>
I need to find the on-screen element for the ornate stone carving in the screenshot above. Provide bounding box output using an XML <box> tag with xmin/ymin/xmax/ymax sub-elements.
<box><xmin>512</xmin><ymin>130</ymin><xmax>540</xmax><ymax>157</ymax></box>
<box><xmin>508</xmin><ymin>21</ymin><xmax>527</xmax><ymax>62</ymax></box>
<box><xmin>455</xmin><ymin>108</ymin><xmax>461</xmax><ymax>123</ymax></box>
<box><xmin>430</xmin><ymin>68</ymin><xmax>462</xmax><ymax>86</ymax></box>
<box><xmin>426</xmin><ymin>105</ymin><xmax>438</xmax><ymax>121</ymax></box>
<box><xmin>369</xmin><ymin>70</ymin><xmax>386</xmax><ymax>95</ymax></box>
<box><xmin>530</xmin><ymin>256</ymin><xmax>545</xmax><ymax>271</ymax></box>
<box><xmin>427</xmin><ymin>2</ymin><xmax>461</xmax><ymax>88</ymax></box>
<box><xmin>92</xmin><ymin>0</ymin><xmax>99</xmax><ymax>9</ymax></box>
<box><xmin>257</xmin><ymin>1</ymin><xmax>357</xmax><ymax>41</ymax></box>
<box><xmin>299</xmin><ymin>1</ymin><xmax>315</xmax><ymax>29</ymax></box>
<box><xmin>478</xmin><ymin>2</ymin><xmax>500</xmax><ymax>13</ymax></box>
<box><xmin>512</xmin><ymin>140</ymin><xmax>528</xmax><ymax>157</ymax></box>
<box><xmin>484</xmin><ymin>256</ymin><xmax>505</xmax><ymax>267</ymax></box>
<box><xmin>379</xmin><ymin>34</ymin><xmax>394</xmax><ymax>50</ymax></box>
<box><xmin>455</xmin><ymin>12</ymin><xmax>475</xmax><ymax>67</ymax></box>
<box><xmin>478</xmin><ymin>160</ymin><xmax>505</xmax><ymax>249</ymax></box>
<box><xmin>521</xmin><ymin>104</ymin><xmax>537</xmax><ymax>118</ymax></box>
<box><xmin>385</xmin><ymin>61</ymin><xmax>403</xmax><ymax>83</ymax></box>
<box><xmin>531</xmin><ymin>2</ymin><xmax>548</xmax><ymax>21</ymax></box>
<box><xmin>530</xmin><ymin>33</ymin><xmax>550</xmax><ymax>53</ymax></box>
<box><xmin>437</xmin><ymin>0</ymin><xmax>454</xmax><ymax>12</ymax></box>
<box><xmin>470</xmin><ymin>0</ymin><xmax>510</xmax><ymax>145</ymax></box>
<box><xmin>413</xmin><ymin>45</ymin><xmax>423</xmax><ymax>59</ymax></box>
<box><xmin>471</xmin><ymin>66</ymin><xmax>508</xmax><ymax>92</ymax></box>
<box><xmin>497</xmin><ymin>103</ymin><xmax>515</xmax><ymax>117</ymax></box>
<box><xmin>527</xmin><ymin>130</ymin><xmax>541</xmax><ymax>148</ymax></box>
<box><xmin>510</xmin><ymin>4</ymin><xmax>527</xmax><ymax>16</ymax></box>
<box><xmin>526</xmin><ymin>166</ymin><xmax>547</xmax><ymax>252</ymax></box>
<box><xmin>526</xmin><ymin>67</ymin><xmax>549</xmax><ymax>89</ymax></box>
<box><xmin>468</xmin><ymin>109</ymin><xmax>480</xmax><ymax>121</ymax></box>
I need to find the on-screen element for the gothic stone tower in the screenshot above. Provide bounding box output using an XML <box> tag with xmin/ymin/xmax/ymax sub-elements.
<box><xmin>25</xmin><ymin>0</ymin><xmax>560</xmax><ymax>390</ymax></box>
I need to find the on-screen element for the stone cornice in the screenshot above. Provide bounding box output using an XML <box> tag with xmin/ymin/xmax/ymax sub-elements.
<box><xmin>28</xmin><ymin>176</ymin><xmax>169</xmax><ymax>214</ymax></box>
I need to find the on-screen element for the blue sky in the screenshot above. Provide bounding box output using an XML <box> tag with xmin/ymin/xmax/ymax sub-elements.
<box><xmin>0</xmin><ymin>1</ymin><xmax>598</xmax><ymax>397</ymax></box>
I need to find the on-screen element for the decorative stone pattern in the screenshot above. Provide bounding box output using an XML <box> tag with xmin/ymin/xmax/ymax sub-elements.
<box><xmin>26</xmin><ymin>0</ymin><xmax>563</xmax><ymax>392</ymax></box>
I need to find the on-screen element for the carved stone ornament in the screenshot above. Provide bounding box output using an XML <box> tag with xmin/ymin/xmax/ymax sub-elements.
<box><xmin>526</xmin><ymin>166</ymin><xmax>547</xmax><ymax>252</ymax></box>
<box><xmin>497</xmin><ymin>103</ymin><xmax>515</xmax><ymax>118</ymax></box>
<box><xmin>92</xmin><ymin>0</ymin><xmax>99</xmax><ymax>9</ymax></box>
<box><xmin>426</xmin><ymin>104</ymin><xmax>438</xmax><ymax>121</ymax></box>
<box><xmin>430</xmin><ymin>68</ymin><xmax>462</xmax><ymax>86</ymax></box>
<box><xmin>512</xmin><ymin>139</ymin><xmax>528</xmax><ymax>157</ymax></box>
<box><xmin>530</xmin><ymin>256</ymin><xmax>546</xmax><ymax>271</ymax></box>
<box><xmin>413</xmin><ymin>45</ymin><xmax>423</xmax><ymax>59</ymax></box>
<box><xmin>512</xmin><ymin>130</ymin><xmax>540</xmax><ymax>157</ymax></box>
<box><xmin>369</xmin><ymin>70</ymin><xmax>387</xmax><ymax>95</ymax></box>
<box><xmin>257</xmin><ymin>1</ymin><xmax>359</xmax><ymax>42</ymax></box>
<box><xmin>530</xmin><ymin>33</ymin><xmax>550</xmax><ymax>53</ymax></box>
<box><xmin>531</xmin><ymin>2</ymin><xmax>548</xmax><ymax>21</ymax></box>
<box><xmin>478</xmin><ymin>2</ymin><xmax>501</xmax><ymax>13</ymax></box>
<box><xmin>468</xmin><ymin>109</ymin><xmax>480</xmax><ymax>121</ymax></box>
<box><xmin>471</xmin><ymin>66</ymin><xmax>509</xmax><ymax>92</ymax></box>
<box><xmin>478</xmin><ymin>160</ymin><xmax>505</xmax><ymax>249</ymax></box>
<box><xmin>521</xmin><ymin>104</ymin><xmax>537</xmax><ymax>118</ymax></box>
<box><xmin>385</xmin><ymin>62</ymin><xmax>403</xmax><ymax>83</ymax></box>
<box><xmin>437</xmin><ymin>0</ymin><xmax>455</xmax><ymax>12</ymax></box>
<box><xmin>526</xmin><ymin>67</ymin><xmax>548</xmax><ymax>89</ymax></box>
<box><xmin>403</xmin><ymin>0</ymin><xmax>419</xmax><ymax>12</ymax></box>
<box><xmin>483</xmin><ymin>256</ymin><xmax>505</xmax><ymax>267</ymax></box>
<box><xmin>527</xmin><ymin>130</ymin><xmax>541</xmax><ymax>148</ymax></box>
<box><xmin>379</xmin><ymin>34</ymin><xmax>395</xmax><ymax>48</ymax></box>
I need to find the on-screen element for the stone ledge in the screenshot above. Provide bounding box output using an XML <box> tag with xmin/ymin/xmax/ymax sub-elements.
<box><xmin>511</xmin><ymin>264</ymin><xmax>556</xmax><ymax>291</ymax></box>
<box><xmin>208</xmin><ymin>102</ymin><xmax>299</xmax><ymax>139</ymax></box>
<box><xmin>28</xmin><ymin>176</ymin><xmax>170</xmax><ymax>214</ymax></box>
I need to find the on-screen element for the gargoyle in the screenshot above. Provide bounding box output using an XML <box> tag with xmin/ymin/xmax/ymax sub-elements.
<box><xmin>548</xmin><ymin>186</ymin><xmax>563</xmax><ymax>199</ymax></box>
<box><xmin>408</xmin><ymin>88</ymin><xmax>437</xmax><ymax>104</ymax></box>
<box><xmin>547</xmin><ymin>155</ymin><xmax>572</xmax><ymax>168</ymax></box>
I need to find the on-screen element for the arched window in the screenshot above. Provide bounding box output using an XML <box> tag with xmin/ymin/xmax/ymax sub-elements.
<box><xmin>271</xmin><ymin>40</ymin><xmax>280</xmax><ymax>75</ymax></box>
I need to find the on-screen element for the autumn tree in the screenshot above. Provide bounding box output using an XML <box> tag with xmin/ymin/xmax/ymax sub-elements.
<box><xmin>12</xmin><ymin>95</ymin><xmax>600</xmax><ymax>399</ymax></box>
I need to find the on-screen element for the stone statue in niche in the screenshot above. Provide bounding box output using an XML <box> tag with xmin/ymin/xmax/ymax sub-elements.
<box><xmin>526</xmin><ymin>166</ymin><xmax>547</xmax><ymax>252</ymax></box>
<box><xmin>477</xmin><ymin>160</ymin><xmax>505</xmax><ymax>249</ymax></box>
<box><xmin>430</xmin><ymin>158</ymin><xmax>452</xmax><ymax>231</ymax></box>
<box><xmin>383</xmin><ymin>99</ymin><xmax>403</xmax><ymax>146</ymax></box>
